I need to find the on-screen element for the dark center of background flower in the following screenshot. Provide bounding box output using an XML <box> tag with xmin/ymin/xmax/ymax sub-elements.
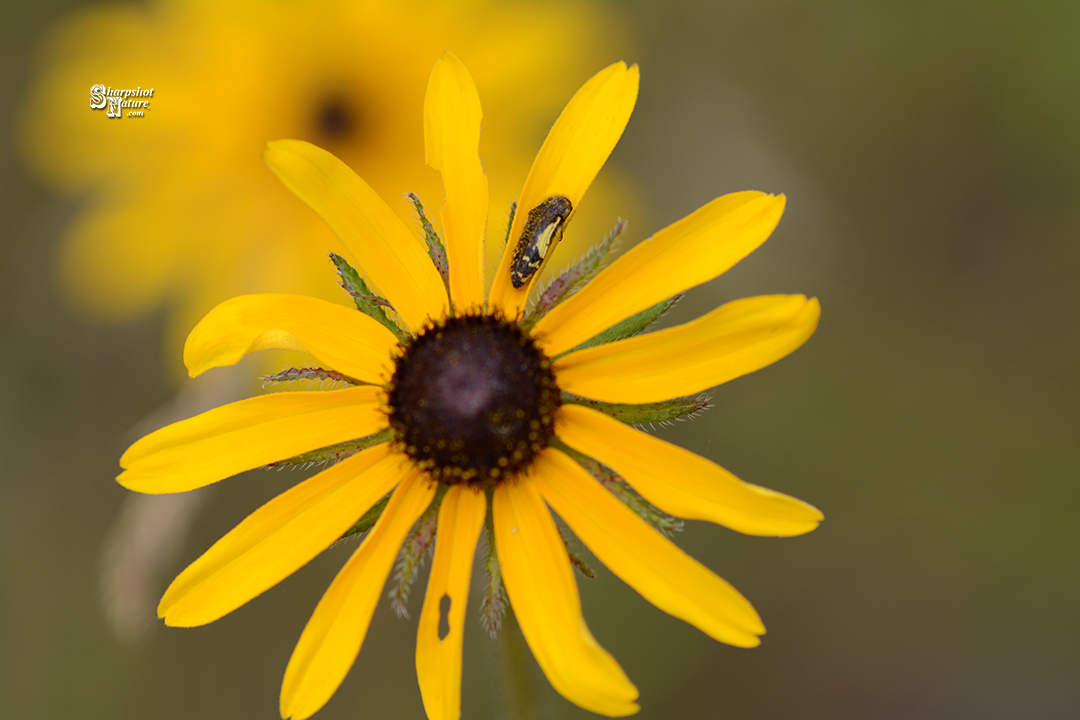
<box><xmin>386</xmin><ymin>314</ymin><xmax>560</xmax><ymax>487</ymax></box>
<box><xmin>314</xmin><ymin>95</ymin><xmax>358</xmax><ymax>141</ymax></box>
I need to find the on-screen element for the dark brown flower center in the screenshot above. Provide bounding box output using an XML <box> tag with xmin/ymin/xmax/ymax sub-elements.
<box><xmin>386</xmin><ymin>314</ymin><xmax>560</xmax><ymax>487</ymax></box>
<box><xmin>313</xmin><ymin>95</ymin><xmax>359</xmax><ymax>142</ymax></box>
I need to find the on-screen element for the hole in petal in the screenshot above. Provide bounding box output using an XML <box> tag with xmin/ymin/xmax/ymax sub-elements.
<box><xmin>438</xmin><ymin>594</ymin><xmax>452</xmax><ymax>641</ymax></box>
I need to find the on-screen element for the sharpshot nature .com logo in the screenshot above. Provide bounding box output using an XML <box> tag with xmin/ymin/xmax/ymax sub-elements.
<box><xmin>90</xmin><ymin>84</ymin><xmax>154</xmax><ymax>118</ymax></box>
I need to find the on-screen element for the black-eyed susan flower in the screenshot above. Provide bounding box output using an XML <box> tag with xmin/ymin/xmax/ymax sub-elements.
<box><xmin>21</xmin><ymin>0</ymin><xmax>624</xmax><ymax>359</ymax></box>
<box><xmin>119</xmin><ymin>53</ymin><xmax>823</xmax><ymax>720</ymax></box>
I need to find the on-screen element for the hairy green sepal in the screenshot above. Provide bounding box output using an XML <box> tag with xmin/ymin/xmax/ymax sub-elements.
<box><xmin>406</xmin><ymin>192</ymin><xmax>449</xmax><ymax>294</ymax></box>
<box><xmin>522</xmin><ymin>218</ymin><xmax>625</xmax><ymax>329</ymax></box>
<box><xmin>339</xmin><ymin>494</ymin><xmax>390</xmax><ymax>542</ymax></box>
<box><xmin>480</xmin><ymin>506</ymin><xmax>508</xmax><ymax>638</ymax></box>
<box><xmin>501</xmin><ymin>201</ymin><xmax>517</xmax><ymax>249</ymax></box>
<box><xmin>559</xmin><ymin>526</ymin><xmax>596</xmax><ymax>579</ymax></box>
<box><xmin>264</xmin><ymin>428</ymin><xmax>392</xmax><ymax>470</ymax></box>
<box><xmin>558</xmin><ymin>442</ymin><xmax>684</xmax><ymax>536</ymax></box>
<box><xmin>390</xmin><ymin>484</ymin><xmax>449</xmax><ymax>618</ymax></box>
<box><xmin>562</xmin><ymin>393</ymin><xmax>710</xmax><ymax>425</ymax></box>
<box><xmin>330</xmin><ymin>253</ymin><xmax>407</xmax><ymax>341</ymax></box>
<box><xmin>261</xmin><ymin>366</ymin><xmax>364</xmax><ymax>387</ymax></box>
<box><xmin>560</xmin><ymin>294</ymin><xmax>681</xmax><ymax>356</ymax></box>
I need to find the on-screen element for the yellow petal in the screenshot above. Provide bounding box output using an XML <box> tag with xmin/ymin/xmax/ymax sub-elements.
<box><xmin>280</xmin><ymin>470</ymin><xmax>436</xmax><ymax>720</ymax></box>
<box><xmin>534</xmin><ymin>192</ymin><xmax>786</xmax><ymax>356</ymax></box>
<box><xmin>535</xmin><ymin>448</ymin><xmax>763</xmax><ymax>647</ymax></box>
<box><xmin>493</xmin><ymin>481</ymin><xmax>638</xmax><ymax>716</ymax></box>
<box><xmin>184</xmin><ymin>293</ymin><xmax>399</xmax><ymax>383</ymax></box>
<box><xmin>490</xmin><ymin>62</ymin><xmax>639</xmax><ymax>317</ymax></box>
<box><xmin>415</xmin><ymin>486</ymin><xmax>486</xmax><ymax>720</ymax></box>
<box><xmin>425</xmin><ymin>51</ymin><xmax>488</xmax><ymax>311</ymax></box>
<box><xmin>263</xmin><ymin>139</ymin><xmax>449</xmax><ymax>330</ymax></box>
<box><xmin>118</xmin><ymin>387</ymin><xmax>385</xmax><ymax>494</ymax></box>
<box><xmin>557</xmin><ymin>404</ymin><xmax>823</xmax><ymax>537</ymax></box>
<box><xmin>159</xmin><ymin>444</ymin><xmax>398</xmax><ymax>628</ymax></box>
<box><xmin>556</xmin><ymin>294</ymin><xmax>821</xmax><ymax>403</ymax></box>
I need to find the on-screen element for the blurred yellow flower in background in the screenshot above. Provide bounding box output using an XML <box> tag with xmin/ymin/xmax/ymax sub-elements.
<box><xmin>20</xmin><ymin>0</ymin><xmax>632</xmax><ymax>645</ymax></box>
<box><xmin>21</xmin><ymin>0</ymin><xmax>627</xmax><ymax>367</ymax></box>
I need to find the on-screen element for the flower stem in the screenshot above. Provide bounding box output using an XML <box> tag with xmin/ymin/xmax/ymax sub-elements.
<box><xmin>499</xmin><ymin>610</ymin><xmax>542</xmax><ymax>720</ymax></box>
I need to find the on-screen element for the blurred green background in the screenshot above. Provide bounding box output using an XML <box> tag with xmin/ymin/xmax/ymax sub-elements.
<box><xmin>2</xmin><ymin>1</ymin><xmax>1078</xmax><ymax>718</ymax></box>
